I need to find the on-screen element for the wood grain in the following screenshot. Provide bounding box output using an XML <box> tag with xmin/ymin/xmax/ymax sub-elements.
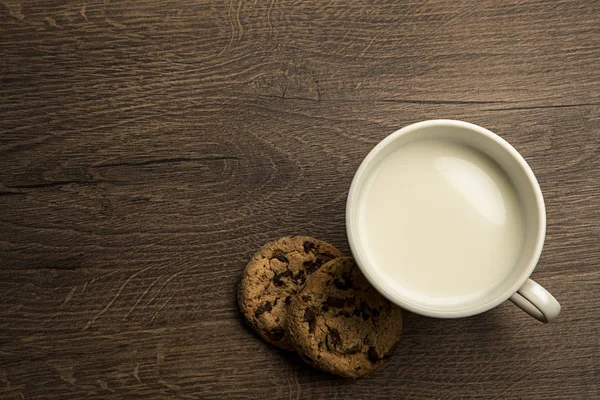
<box><xmin>1</xmin><ymin>0</ymin><xmax>599</xmax><ymax>398</ymax></box>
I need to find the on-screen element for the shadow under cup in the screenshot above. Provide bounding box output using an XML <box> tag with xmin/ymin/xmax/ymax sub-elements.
<box><xmin>346</xmin><ymin>120</ymin><xmax>545</xmax><ymax>318</ymax></box>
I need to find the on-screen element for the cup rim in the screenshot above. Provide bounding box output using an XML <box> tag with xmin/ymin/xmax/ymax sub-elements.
<box><xmin>345</xmin><ymin>119</ymin><xmax>546</xmax><ymax>318</ymax></box>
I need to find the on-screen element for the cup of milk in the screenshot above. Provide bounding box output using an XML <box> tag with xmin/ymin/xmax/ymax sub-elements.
<box><xmin>346</xmin><ymin>120</ymin><xmax>560</xmax><ymax>322</ymax></box>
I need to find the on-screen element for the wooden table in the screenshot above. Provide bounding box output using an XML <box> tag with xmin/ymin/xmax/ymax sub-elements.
<box><xmin>1</xmin><ymin>1</ymin><xmax>598</xmax><ymax>398</ymax></box>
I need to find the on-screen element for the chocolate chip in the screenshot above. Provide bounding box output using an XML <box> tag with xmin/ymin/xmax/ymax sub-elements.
<box><xmin>303</xmin><ymin>253</ymin><xmax>337</xmax><ymax>274</ymax></box>
<box><xmin>254</xmin><ymin>301</ymin><xmax>272</xmax><ymax>318</ymax></box>
<box><xmin>336</xmin><ymin>310</ymin><xmax>354</xmax><ymax>318</ymax></box>
<box><xmin>267</xmin><ymin>327</ymin><xmax>285</xmax><ymax>341</ymax></box>
<box><xmin>360</xmin><ymin>302</ymin><xmax>370</xmax><ymax>321</ymax></box>
<box><xmin>273</xmin><ymin>270</ymin><xmax>293</xmax><ymax>286</ymax></box>
<box><xmin>272</xmin><ymin>254</ymin><xmax>289</xmax><ymax>263</ymax></box>
<box><xmin>304</xmin><ymin>308</ymin><xmax>316</xmax><ymax>322</ymax></box>
<box><xmin>303</xmin><ymin>241</ymin><xmax>316</xmax><ymax>253</ymax></box>
<box><xmin>326</xmin><ymin>297</ymin><xmax>353</xmax><ymax>309</ymax></box>
<box><xmin>334</xmin><ymin>277</ymin><xmax>352</xmax><ymax>290</ymax></box>
<box><xmin>325</xmin><ymin>329</ymin><xmax>340</xmax><ymax>351</ymax></box>
<box><xmin>368</xmin><ymin>347</ymin><xmax>379</xmax><ymax>363</ymax></box>
<box><xmin>285</xmin><ymin>295</ymin><xmax>292</xmax><ymax>305</ymax></box>
<box><xmin>326</xmin><ymin>297</ymin><xmax>344</xmax><ymax>308</ymax></box>
<box><xmin>329</xmin><ymin>329</ymin><xmax>340</xmax><ymax>346</ymax></box>
<box><xmin>303</xmin><ymin>260</ymin><xmax>322</xmax><ymax>274</ymax></box>
<box><xmin>292</xmin><ymin>270</ymin><xmax>306</xmax><ymax>285</ymax></box>
<box><xmin>338</xmin><ymin>271</ymin><xmax>354</xmax><ymax>289</ymax></box>
<box><xmin>304</xmin><ymin>308</ymin><xmax>316</xmax><ymax>333</ymax></box>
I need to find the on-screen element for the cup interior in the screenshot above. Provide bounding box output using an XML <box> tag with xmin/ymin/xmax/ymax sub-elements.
<box><xmin>346</xmin><ymin>120</ymin><xmax>546</xmax><ymax>318</ymax></box>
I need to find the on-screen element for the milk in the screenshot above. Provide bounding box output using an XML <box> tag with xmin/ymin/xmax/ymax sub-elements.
<box><xmin>358</xmin><ymin>139</ymin><xmax>525</xmax><ymax>305</ymax></box>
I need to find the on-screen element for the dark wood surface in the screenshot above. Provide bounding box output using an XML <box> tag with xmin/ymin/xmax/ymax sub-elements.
<box><xmin>1</xmin><ymin>0</ymin><xmax>599</xmax><ymax>398</ymax></box>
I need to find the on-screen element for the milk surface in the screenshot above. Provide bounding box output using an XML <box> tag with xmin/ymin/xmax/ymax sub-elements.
<box><xmin>359</xmin><ymin>139</ymin><xmax>525</xmax><ymax>304</ymax></box>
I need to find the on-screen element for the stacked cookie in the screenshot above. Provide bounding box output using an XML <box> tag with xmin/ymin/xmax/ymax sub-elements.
<box><xmin>238</xmin><ymin>236</ymin><xmax>403</xmax><ymax>378</ymax></box>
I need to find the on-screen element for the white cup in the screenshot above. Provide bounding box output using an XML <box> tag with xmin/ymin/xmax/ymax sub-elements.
<box><xmin>346</xmin><ymin>120</ymin><xmax>560</xmax><ymax>322</ymax></box>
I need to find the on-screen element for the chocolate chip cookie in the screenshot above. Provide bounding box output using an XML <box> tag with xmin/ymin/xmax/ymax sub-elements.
<box><xmin>238</xmin><ymin>236</ymin><xmax>343</xmax><ymax>350</ymax></box>
<box><xmin>287</xmin><ymin>257</ymin><xmax>402</xmax><ymax>378</ymax></box>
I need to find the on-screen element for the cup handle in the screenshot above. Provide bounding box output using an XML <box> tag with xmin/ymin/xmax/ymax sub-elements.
<box><xmin>509</xmin><ymin>278</ymin><xmax>561</xmax><ymax>322</ymax></box>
